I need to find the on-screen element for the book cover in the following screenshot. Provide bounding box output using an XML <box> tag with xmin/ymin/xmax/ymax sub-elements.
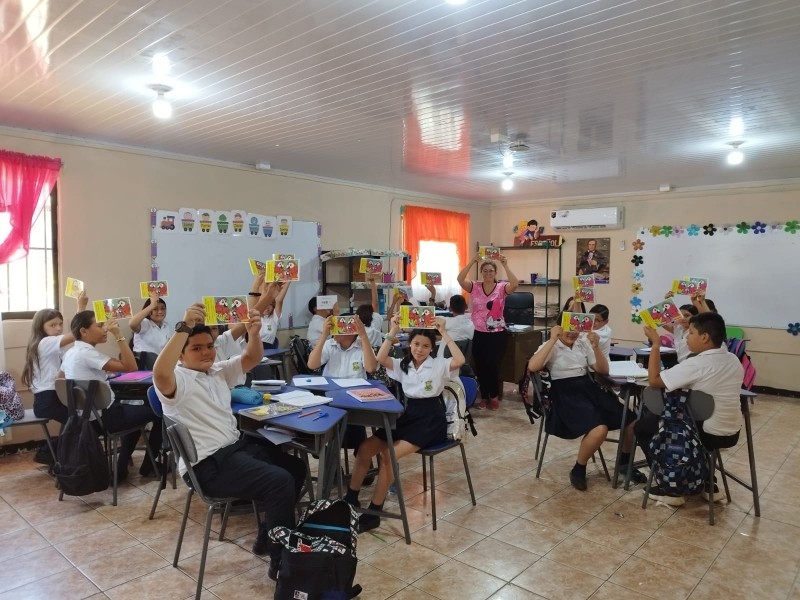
<box><xmin>420</xmin><ymin>272</ymin><xmax>442</xmax><ymax>285</ymax></box>
<box><xmin>347</xmin><ymin>388</ymin><xmax>394</xmax><ymax>402</ymax></box>
<box><xmin>202</xmin><ymin>295</ymin><xmax>250</xmax><ymax>325</ymax></box>
<box><xmin>249</xmin><ymin>258</ymin><xmax>266</xmax><ymax>276</ymax></box>
<box><xmin>393</xmin><ymin>285</ymin><xmax>412</xmax><ymax>301</ymax></box>
<box><xmin>640</xmin><ymin>299</ymin><xmax>682</xmax><ymax>328</ymax></box>
<box><xmin>573</xmin><ymin>274</ymin><xmax>595</xmax><ymax>288</ymax></box>
<box><xmin>561</xmin><ymin>311</ymin><xmax>596</xmax><ymax>332</ymax></box>
<box><xmin>139</xmin><ymin>280</ymin><xmax>169</xmax><ymax>298</ymax></box>
<box><xmin>265</xmin><ymin>259</ymin><xmax>299</xmax><ymax>282</ymax></box>
<box><xmin>239</xmin><ymin>403</ymin><xmax>302</xmax><ymax>421</ymax></box>
<box><xmin>330</xmin><ymin>315</ymin><xmax>358</xmax><ymax>335</ymax></box>
<box><xmin>399</xmin><ymin>305</ymin><xmax>436</xmax><ymax>329</ymax></box>
<box><xmin>272</xmin><ymin>253</ymin><xmax>295</xmax><ymax>260</ymax></box>
<box><xmin>671</xmin><ymin>277</ymin><xmax>708</xmax><ymax>296</ymax></box>
<box><xmin>64</xmin><ymin>277</ymin><xmax>84</xmax><ymax>299</ymax></box>
<box><xmin>93</xmin><ymin>297</ymin><xmax>133</xmax><ymax>322</ymax></box>
<box><xmin>479</xmin><ymin>246</ymin><xmax>501</xmax><ymax>259</ymax></box>
<box><xmin>574</xmin><ymin>287</ymin><xmax>595</xmax><ymax>302</ymax></box>
<box><xmin>359</xmin><ymin>258</ymin><xmax>383</xmax><ymax>274</ymax></box>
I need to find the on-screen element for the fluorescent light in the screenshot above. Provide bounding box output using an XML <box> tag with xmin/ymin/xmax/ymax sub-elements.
<box><xmin>501</xmin><ymin>177</ymin><xmax>514</xmax><ymax>191</ymax></box>
<box><xmin>152</xmin><ymin>53</ymin><xmax>171</xmax><ymax>77</ymax></box>
<box><xmin>502</xmin><ymin>154</ymin><xmax>513</xmax><ymax>169</ymax></box>
<box><xmin>729</xmin><ymin>116</ymin><xmax>744</xmax><ymax>136</ymax></box>
<box><xmin>152</xmin><ymin>95</ymin><xmax>172</xmax><ymax>119</ymax></box>
<box><xmin>726</xmin><ymin>149</ymin><xmax>744</xmax><ymax>165</ymax></box>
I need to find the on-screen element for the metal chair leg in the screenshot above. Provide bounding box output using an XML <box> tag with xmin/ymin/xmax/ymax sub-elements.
<box><xmin>534</xmin><ymin>418</ymin><xmax>544</xmax><ymax>461</ymax></box>
<box><xmin>460</xmin><ymin>444</ymin><xmax>476</xmax><ymax>506</ymax></box>
<box><xmin>219</xmin><ymin>502</ymin><xmax>232</xmax><ymax>541</ymax></box>
<box><xmin>642</xmin><ymin>468</ymin><xmax>655</xmax><ymax>509</ymax></box>
<box><xmin>716</xmin><ymin>451</ymin><xmax>732</xmax><ymax>503</ymax></box>
<box><xmin>707</xmin><ymin>452</ymin><xmax>716</xmax><ymax>526</ymax></box>
<box><xmin>196</xmin><ymin>504</ymin><xmax>215</xmax><ymax>599</ymax></box>
<box><xmin>597</xmin><ymin>449</ymin><xmax>611</xmax><ymax>482</ymax></box>
<box><xmin>421</xmin><ymin>455</ymin><xmax>428</xmax><ymax>491</ymax></box>
<box><xmin>174</xmin><ymin>490</ymin><xmax>194</xmax><ymax>566</ymax></box>
<box><xmin>535</xmin><ymin>432</ymin><xmax>549</xmax><ymax>478</ymax></box>
<box><xmin>429</xmin><ymin>456</ymin><xmax>438</xmax><ymax>530</ymax></box>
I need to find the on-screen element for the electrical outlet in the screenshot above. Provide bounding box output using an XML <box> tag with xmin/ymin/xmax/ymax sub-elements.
<box><xmin>619</xmin><ymin>240</ymin><xmax>626</xmax><ymax>251</ymax></box>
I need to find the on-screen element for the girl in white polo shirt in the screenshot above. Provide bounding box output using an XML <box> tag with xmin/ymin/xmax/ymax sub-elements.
<box><xmin>130</xmin><ymin>294</ymin><xmax>172</xmax><ymax>355</ymax></box>
<box><xmin>345</xmin><ymin>315</ymin><xmax>464</xmax><ymax>532</ymax></box>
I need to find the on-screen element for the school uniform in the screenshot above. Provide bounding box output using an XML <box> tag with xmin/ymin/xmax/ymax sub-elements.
<box><xmin>319</xmin><ymin>338</ymin><xmax>369</xmax><ymax>379</ymax></box>
<box><xmin>375</xmin><ymin>355</ymin><xmax>456</xmax><ymax>448</ymax></box>
<box><xmin>364</xmin><ymin>312</ymin><xmax>384</xmax><ymax>348</ymax></box>
<box><xmin>132</xmin><ymin>318</ymin><xmax>172</xmax><ymax>354</ymax></box>
<box><xmin>214</xmin><ymin>330</ymin><xmax>246</xmax><ymax>361</ymax></box>
<box><xmin>259</xmin><ymin>313</ymin><xmax>280</xmax><ymax>349</ymax></box>
<box><xmin>673</xmin><ymin>324</ymin><xmax>691</xmax><ymax>362</ymax></box>
<box><xmin>593</xmin><ymin>324</ymin><xmax>612</xmax><ymax>360</ymax></box>
<box><xmin>444</xmin><ymin>314</ymin><xmax>475</xmax><ymax>343</ymax></box>
<box><xmin>155</xmin><ymin>357</ymin><xmax>305</xmax><ymax>562</ymax></box>
<box><xmin>534</xmin><ymin>337</ymin><xmax>627</xmax><ymax>439</ymax></box>
<box><xmin>306</xmin><ymin>314</ymin><xmax>326</xmax><ymax>347</ymax></box>
<box><xmin>31</xmin><ymin>335</ymin><xmax>69</xmax><ymax>424</ymax></box>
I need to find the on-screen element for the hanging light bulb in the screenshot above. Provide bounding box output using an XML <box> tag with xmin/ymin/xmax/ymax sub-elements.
<box><xmin>149</xmin><ymin>84</ymin><xmax>174</xmax><ymax>119</ymax></box>
<box><xmin>502</xmin><ymin>153</ymin><xmax>514</xmax><ymax>169</ymax></box>
<box><xmin>726</xmin><ymin>141</ymin><xmax>744</xmax><ymax>166</ymax></box>
<box><xmin>501</xmin><ymin>172</ymin><xmax>514</xmax><ymax>191</ymax></box>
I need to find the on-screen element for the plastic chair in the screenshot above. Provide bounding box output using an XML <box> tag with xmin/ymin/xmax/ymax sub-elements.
<box><xmin>55</xmin><ymin>379</ymin><xmax>159</xmax><ymax>506</ymax></box>
<box><xmin>416</xmin><ymin>375</ymin><xmax>478</xmax><ymax>530</ymax></box>
<box><xmin>166</xmin><ymin>422</ymin><xmax>261</xmax><ymax>600</ymax></box>
<box><xmin>6</xmin><ymin>409</ymin><xmax>56</xmax><ymax>459</ymax></box>
<box><xmin>146</xmin><ymin>386</ymin><xmax>177</xmax><ymax>519</ymax></box>
<box><xmin>725</xmin><ymin>326</ymin><xmax>745</xmax><ymax>341</ymax></box>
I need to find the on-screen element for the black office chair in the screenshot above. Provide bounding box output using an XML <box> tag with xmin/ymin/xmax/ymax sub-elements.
<box><xmin>503</xmin><ymin>291</ymin><xmax>534</xmax><ymax>325</ymax></box>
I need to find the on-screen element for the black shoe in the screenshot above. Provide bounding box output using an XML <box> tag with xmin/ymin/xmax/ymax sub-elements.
<box><xmin>252</xmin><ymin>535</ymin><xmax>270</xmax><ymax>556</ymax></box>
<box><xmin>139</xmin><ymin>459</ymin><xmax>170</xmax><ymax>477</ymax></box>
<box><xmin>569</xmin><ymin>469</ymin><xmax>587</xmax><ymax>491</ymax></box>
<box><xmin>363</xmin><ymin>473</ymin><xmax>376</xmax><ymax>487</ymax></box>
<box><xmin>620</xmin><ymin>465</ymin><xmax>648</xmax><ymax>484</ymax></box>
<box><xmin>33</xmin><ymin>444</ymin><xmax>54</xmax><ymax>466</ymax></box>
<box><xmin>358</xmin><ymin>513</ymin><xmax>381</xmax><ymax>533</ymax></box>
<box><xmin>267</xmin><ymin>560</ymin><xmax>279</xmax><ymax>581</ymax></box>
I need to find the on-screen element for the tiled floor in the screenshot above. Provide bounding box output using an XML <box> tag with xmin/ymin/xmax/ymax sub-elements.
<box><xmin>2</xmin><ymin>388</ymin><xmax>800</xmax><ymax>599</ymax></box>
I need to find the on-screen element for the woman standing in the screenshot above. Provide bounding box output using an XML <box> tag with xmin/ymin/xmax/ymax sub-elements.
<box><xmin>457</xmin><ymin>252</ymin><xmax>519</xmax><ymax>410</ymax></box>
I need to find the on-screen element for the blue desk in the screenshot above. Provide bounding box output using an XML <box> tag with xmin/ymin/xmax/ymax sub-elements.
<box><xmin>109</xmin><ymin>372</ymin><xmax>153</xmax><ymax>403</ymax></box>
<box><xmin>634</xmin><ymin>347</ymin><xmax>678</xmax><ymax>369</ymax></box>
<box><xmin>263</xmin><ymin>348</ymin><xmax>290</xmax><ymax>379</ymax></box>
<box><xmin>609</xmin><ymin>347</ymin><xmax>635</xmax><ymax>361</ymax></box>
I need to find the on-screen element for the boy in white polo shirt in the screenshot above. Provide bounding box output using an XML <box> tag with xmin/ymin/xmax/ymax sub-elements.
<box><xmin>637</xmin><ymin>312</ymin><xmax>744</xmax><ymax>505</ymax></box>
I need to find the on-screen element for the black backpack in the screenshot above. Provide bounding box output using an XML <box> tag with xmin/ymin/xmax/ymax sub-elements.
<box><xmin>53</xmin><ymin>381</ymin><xmax>110</xmax><ymax>496</ymax></box>
<box><xmin>269</xmin><ymin>499</ymin><xmax>362</xmax><ymax>600</ymax></box>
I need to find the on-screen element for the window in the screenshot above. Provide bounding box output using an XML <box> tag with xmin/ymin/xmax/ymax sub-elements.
<box><xmin>0</xmin><ymin>189</ymin><xmax>57</xmax><ymax>318</ymax></box>
<box><xmin>410</xmin><ymin>241</ymin><xmax>462</xmax><ymax>304</ymax></box>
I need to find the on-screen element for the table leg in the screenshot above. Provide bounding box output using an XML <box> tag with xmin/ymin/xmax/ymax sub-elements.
<box><xmin>743</xmin><ymin>403</ymin><xmax>760</xmax><ymax>517</ymax></box>
<box><xmin>612</xmin><ymin>384</ymin><xmax>632</xmax><ymax>489</ymax></box>
<box><xmin>382</xmin><ymin>413</ymin><xmax>411</xmax><ymax>544</ymax></box>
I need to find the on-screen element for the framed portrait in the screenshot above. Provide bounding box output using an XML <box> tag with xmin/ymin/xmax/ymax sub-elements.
<box><xmin>576</xmin><ymin>237</ymin><xmax>611</xmax><ymax>283</ymax></box>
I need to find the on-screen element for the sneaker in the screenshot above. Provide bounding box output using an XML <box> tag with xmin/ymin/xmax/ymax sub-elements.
<box><xmin>358</xmin><ymin>513</ymin><xmax>381</xmax><ymax>533</ymax></box>
<box><xmin>569</xmin><ymin>469</ymin><xmax>588</xmax><ymax>491</ymax></box>
<box><xmin>701</xmin><ymin>484</ymin><xmax>726</xmax><ymax>502</ymax></box>
<box><xmin>267</xmin><ymin>560</ymin><xmax>279</xmax><ymax>581</ymax></box>
<box><xmin>488</xmin><ymin>399</ymin><xmax>500</xmax><ymax>411</ymax></box>
<box><xmin>645</xmin><ymin>487</ymin><xmax>686</xmax><ymax>507</ymax></box>
<box><xmin>475</xmin><ymin>400</ymin><xmax>488</xmax><ymax>410</ymax></box>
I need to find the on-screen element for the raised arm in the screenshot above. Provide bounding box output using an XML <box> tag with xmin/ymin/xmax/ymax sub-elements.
<box><xmin>239</xmin><ymin>310</ymin><xmax>265</xmax><ymax>373</ymax></box>
<box><xmin>527</xmin><ymin>325</ymin><xmax>561</xmax><ymax>373</ymax></box>
<box><xmin>273</xmin><ymin>281</ymin><xmax>291</xmax><ymax>319</ymax></box>
<box><xmin>376</xmin><ymin>315</ymin><xmax>400</xmax><ymax>370</ymax></box>
<box><xmin>692</xmin><ymin>293</ymin><xmax>711</xmax><ymax>314</ymax></box>
<box><xmin>355</xmin><ymin>315</ymin><xmax>378</xmax><ymax>373</ymax></box>
<box><xmin>101</xmin><ymin>320</ymin><xmax>138</xmax><ymax>372</ymax></box>
<box><xmin>153</xmin><ymin>303</ymin><xmax>205</xmax><ymax>398</ymax></box>
<box><xmin>457</xmin><ymin>253</ymin><xmax>480</xmax><ymax>293</ymax></box>
<box><xmin>307</xmin><ymin>317</ymin><xmax>332</xmax><ymax>370</ymax></box>
<box><xmin>499</xmin><ymin>254</ymin><xmax>519</xmax><ymax>293</ymax></box>
<box><xmin>368</xmin><ymin>275</ymin><xmax>379</xmax><ymax>313</ymax></box>
<box><xmin>425</xmin><ymin>283</ymin><xmax>437</xmax><ymax>306</ymax></box>
<box><xmin>229</xmin><ymin>322</ymin><xmax>247</xmax><ymax>341</ymax></box>
<box><xmin>643</xmin><ymin>326</ymin><xmax>667</xmax><ymax>387</ymax></box>
<box><xmin>247</xmin><ymin>273</ymin><xmax>264</xmax><ymax>310</ymax></box>
<box><xmin>129</xmin><ymin>293</ymin><xmax>159</xmax><ymax>333</ymax></box>
<box><xmin>435</xmin><ymin>317</ymin><xmax>464</xmax><ymax>370</ymax></box>
<box><xmin>61</xmin><ymin>291</ymin><xmax>89</xmax><ymax>346</ymax></box>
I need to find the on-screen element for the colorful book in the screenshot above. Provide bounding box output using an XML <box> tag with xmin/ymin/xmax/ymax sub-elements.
<box><xmin>640</xmin><ymin>299</ymin><xmax>682</xmax><ymax>329</ymax></box>
<box><xmin>573</xmin><ymin>274</ymin><xmax>595</xmax><ymax>288</ymax></box>
<box><xmin>203</xmin><ymin>295</ymin><xmax>250</xmax><ymax>325</ymax></box>
<box><xmin>574</xmin><ymin>287</ymin><xmax>595</xmax><ymax>303</ymax></box>
<box><xmin>112</xmin><ymin>371</ymin><xmax>153</xmax><ymax>382</ymax></box>
<box><xmin>272</xmin><ymin>253</ymin><xmax>295</xmax><ymax>260</ymax></box>
<box><xmin>330</xmin><ymin>315</ymin><xmax>358</xmax><ymax>335</ymax></box>
<box><xmin>316</xmin><ymin>295</ymin><xmax>337</xmax><ymax>310</ymax></box>
<box><xmin>93</xmin><ymin>297</ymin><xmax>133</xmax><ymax>322</ymax></box>
<box><xmin>671</xmin><ymin>277</ymin><xmax>708</xmax><ymax>296</ymax></box>
<box><xmin>239</xmin><ymin>403</ymin><xmax>302</xmax><ymax>421</ymax></box>
<box><xmin>393</xmin><ymin>285</ymin><xmax>412</xmax><ymax>300</ymax></box>
<box><xmin>347</xmin><ymin>388</ymin><xmax>394</xmax><ymax>402</ymax></box>
<box><xmin>420</xmin><ymin>272</ymin><xmax>442</xmax><ymax>285</ymax></box>
<box><xmin>139</xmin><ymin>280</ymin><xmax>168</xmax><ymax>298</ymax></box>
<box><xmin>561</xmin><ymin>311</ymin><xmax>595</xmax><ymax>332</ymax></box>
<box><xmin>265</xmin><ymin>259</ymin><xmax>299</xmax><ymax>282</ymax></box>
<box><xmin>479</xmin><ymin>246</ymin><xmax>501</xmax><ymax>259</ymax></box>
<box><xmin>399</xmin><ymin>305</ymin><xmax>436</xmax><ymax>329</ymax></box>
<box><xmin>359</xmin><ymin>258</ymin><xmax>383</xmax><ymax>274</ymax></box>
<box><xmin>64</xmin><ymin>277</ymin><xmax>84</xmax><ymax>299</ymax></box>
<box><xmin>249</xmin><ymin>258</ymin><xmax>266</xmax><ymax>276</ymax></box>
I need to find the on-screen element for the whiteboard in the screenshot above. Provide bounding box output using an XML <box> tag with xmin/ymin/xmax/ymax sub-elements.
<box><xmin>151</xmin><ymin>216</ymin><xmax>320</xmax><ymax>329</ymax></box>
<box><xmin>635</xmin><ymin>224</ymin><xmax>799</xmax><ymax>329</ymax></box>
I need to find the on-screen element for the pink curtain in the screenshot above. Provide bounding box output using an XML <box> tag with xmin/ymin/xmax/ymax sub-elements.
<box><xmin>0</xmin><ymin>150</ymin><xmax>62</xmax><ymax>265</ymax></box>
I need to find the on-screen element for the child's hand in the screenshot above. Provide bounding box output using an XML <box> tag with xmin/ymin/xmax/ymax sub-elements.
<box><xmin>473</xmin><ymin>251</ymin><xmax>482</xmax><ymax>264</ymax></box>
<box><xmin>77</xmin><ymin>290</ymin><xmax>88</xmax><ymax>311</ymax></box>
<box><xmin>183</xmin><ymin>303</ymin><xmax>205</xmax><ymax>327</ymax></box>
<box><xmin>322</xmin><ymin>316</ymin><xmax>333</xmax><ymax>336</ymax></box>
<box><xmin>106</xmin><ymin>319</ymin><xmax>121</xmax><ymax>337</ymax></box>
<box><xmin>586</xmin><ymin>331</ymin><xmax>600</xmax><ymax>348</ymax></box>
<box><xmin>664</xmin><ymin>291</ymin><xmax>674</xmax><ymax>299</ymax></box>
<box><xmin>425</xmin><ymin>283</ymin><xmax>436</xmax><ymax>298</ymax></box>
<box><xmin>389</xmin><ymin>315</ymin><xmax>401</xmax><ymax>334</ymax></box>
<box><xmin>434</xmin><ymin>316</ymin><xmax>446</xmax><ymax>333</ymax></box>
<box><xmin>246</xmin><ymin>310</ymin><xmax>262</xmax><ymax>335</ymax></box>
<box><xmin>642</xmin><ymin>326</ymin><xmax>660</xmax><ymax>344</ymax></box>
<box><xmin>674</xmin><ymin>316</ymin><xmax>689</xmax><ymax>328</ymax></box>
<box><xmin>550</xmin><ymin>325</ymin><xmax>563</xmax><ymax>338</ymax></box>
<box><xmin>354</xmin><ymin>315</ymin><xmax>366</xmax><ymax>335</ymax></box>
<box><xmin>149</xmin><ymin>292</ymin><xmax>160</xmax><ymax>305</ymax></box>
<box><xmin>498</xmin><ymin>254</ymin><xmax>508</xmax><ymax>266</ymax></box>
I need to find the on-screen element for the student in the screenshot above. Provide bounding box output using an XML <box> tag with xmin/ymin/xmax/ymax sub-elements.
<box><xmin>527</xmin><ymin>320</ymin><xmax>640</xmax><ymax>491</ymax></box>
<box><xmin>307</xmin><ymin>315</ymin><xmax>377</xmax><ymax>377</ymax></box>
<box><xmin>255</xmin><ymin>280</ymin><xmax>291</xmax><ymax>349</ymax></box>
<box><xmin>638</xmin><ymin>312</ymin><xmax>744</xmax><ymax>505</ymax></box>
<box><xmin>661</xmin><ymin>298</ymin><xmax>698</xmax><ymax>362</ymax></box>
<box><xmin>345</xmin><ymin>316</ymin><xmax>464</xmax><ymax>532</ymax></box>
<box><xmin>22</xmin><ymin>292</ymin><xmax>89</xmax><ymax>425</ymax></box>
<box><xmin>60</xmin><ymin>311</ymin><xmax>163</xmax><ymax>479</ymax></box>
<box><xmin>355</xmin><ymin>275</ymin><xmax>384</xmax><ymax>348</ymax></box>
<box><xmin>130</xmin><ymin>294</ymin><xmax>172</xmax><ymax>355</ymax></box>
<box><xmin>588</xmin><ymin>304</ymin><xmax>611</xmax><ymax>360</ymax></box>
<box><xmin>152</xmin><ymin>303</ymin><xmax>306</xmax><ymax>577</ymax></box>
<box><xmin>306</xmin><ymin>296</ymin><xmax>338</xmax><ymax>347</ymax></box>
<box><xmin>443</xmin><ymin>294</ymin><xmax>474</xmax><ymax>343</ymax></box>
<box><xmin>210</xmin><ymin>323</ymin><xmax>247</xmax><ymax>361</ymax></box>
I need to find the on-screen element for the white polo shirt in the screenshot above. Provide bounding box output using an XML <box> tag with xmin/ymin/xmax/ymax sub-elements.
<box><xmin>214</xmin><ymin>330</ymin><xmax>246</xmax><ymax>361</ymax></box>
<box><xmin>673</xmin><ymin>324</ymin><xmax>691</xmax><ymax>363</ymax></box>
<box><xmin>364</xmin><ymin>312</ymin><xmax>384</xmax><ymax>348</ymax></box>
<box><xmin>259</xmin><ymin>313</ymin><xmax>280</xmax><ymax>345</ymax></box>
<box><xmin>593</xmin><ymin>324</ymin><xmax>612</xmax><ymax>360</ymax></box>
<box><xmin>306</xmin><ymin>314</ymin><xmax>326</xmax><ymax>347</ymax></box>
<box><xmin>133</xmin><ymin>319</ymin><xmax>172</xmax><ymax>354</ymax></box>
<box><xmin>534</xmin><ymin>337</ymin><xmax>594</xmax><ymax>380</ymax></box>
<box><xmin>31</xmin><ymin>335</ymin><xmax>66</xmax><ymax>394</ymax></box>
<box><xmin>385</xmin><ymin>355</ymin><xmax>455</xmax><ymax>398</ymax></box>
<box><xmin>61</xmin><ymin>341</ymin><xmax>115</xmax><ymax>402</ymax></box>
<box><xmin>320</xmin><ymin>338</ymin><xmax>368</xmax><ymax>379</ymax></box>
<box><xmin>659</xmin><ymin>347</ymin><xmax>744</xmax><ymax>436</ymax></box>
<box><xmin>444</xmin><ymin>314</ymin><xmax>475</xmax><ymax>343</ymax></box>
<box><xmin>155</xmin><ymin>358</ymin><xmax>244</xmax><ymax>475</ymax></box>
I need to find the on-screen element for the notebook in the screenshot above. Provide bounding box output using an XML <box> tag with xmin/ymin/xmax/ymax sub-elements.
<box><xmin>238</xmin><ymin>403</ymin><xmax>302</xmax><ymax>421</ymax></box>
<box><xmin>273</xmin><ymin>390</ymin><xmax>333</xmax><ymax>408</ymax></box>
<box><xmin>346</xmin><ymin>388</ymin><xmax>395</xmax><ymax>402</ymax></box>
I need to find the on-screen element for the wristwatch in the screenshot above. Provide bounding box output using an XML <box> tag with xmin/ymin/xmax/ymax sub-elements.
<box><xmin>174</xmin><ymin>321</ymin><xmax>192</xmax><ymax>335</ymax></box>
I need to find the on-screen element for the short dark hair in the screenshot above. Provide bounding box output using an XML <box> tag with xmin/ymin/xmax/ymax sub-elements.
<box><xmin>400</xmin><ymin>329</ymin><xmax>438</xmax><ymax>373</ymax></box>
<box><xmin>142</xmin><ymin>297</ymin><xmax>167</xmax><ymax>312</ymax></box>
<box><xmin>449</xmin><ymin>295</ymin><xmax>467</xmax><ymax>314</ymax></box>
<box><xmin>527</xmin><ymin>219</ymin><xmax>538</xmax><ymax>227</ymax></box>
<box><xmin>589</xmin><ymin>304</ymin><xmax>609</xmax><ymax>321</ymax></box>
<box><xmin>705</xmin><ymin>299</ymin><xmax>718</xmax><ymax>313</ymax></box>
<box><xmin>689</xmin><ymin>312</ymin><xmax>726</xmax><ymax>347</ymax></box>
<box><xmin>355</xmin><ymin>304</ymin><xmax>373</xmax><ymax>326</ymax></box>
<box><xmin>70</xmin><ymin>311</ymin><xmax>96</xmax><ymax>340</ymax></box>
<box><xmin>307</xmin><ymin>296</ymin><xmax>317</xmax><ymax>314</ymax></box>
<box><xmin>182</xmin><ymin>324</ymin><xmax>213</xmax><ymax>351</ymax></box>
<box><xmin>680</xmin><ymin>304</ymin><xmax>698</xmax><ymax>316</ymax></box>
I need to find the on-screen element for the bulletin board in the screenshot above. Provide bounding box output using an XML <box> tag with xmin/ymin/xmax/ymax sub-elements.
<box><xmin>629</xmin><ymin>220</ymin><xmax>800</xmax><ymax>330</ymax></box>
<box><xmin>150</xmin><ymin>209</ymin><xmax>321</xmax><ymax>329</ymax></box>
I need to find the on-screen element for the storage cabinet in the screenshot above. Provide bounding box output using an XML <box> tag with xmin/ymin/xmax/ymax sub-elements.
<box><xmin>320</xmin><ymin>249</ymin><xmax>409</xmax><ymax>313</ymax></box>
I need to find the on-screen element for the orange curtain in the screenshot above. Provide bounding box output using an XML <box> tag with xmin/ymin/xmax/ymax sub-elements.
<box><xmin>402</xmin><ymin>205</ymin><xmax>470</xmax><ymax>283</ymax></box>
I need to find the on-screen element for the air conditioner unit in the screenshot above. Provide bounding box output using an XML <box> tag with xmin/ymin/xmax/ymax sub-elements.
<box><xmin>550</xmin><ymin>207</ymin><xmax>624</xmax><ymax>230</ymax></box>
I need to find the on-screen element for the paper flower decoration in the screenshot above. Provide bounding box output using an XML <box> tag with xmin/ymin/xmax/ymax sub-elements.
<box><xmin>720</xmin><ymin>224</ymin><xmax>734</xmax><ymax>235</ymax></box>
<box><xmin>785</xmin><ymin>220</ymin><xmax>799</xmax><ymax>234</ymax></box>
<box><xmin>638</xmin><ymin>227</ymin><xmax>648</xmax><ymax>237</ymax></box>
<box><xmin>630</xmin><ymin>296</ymin><xmax>642</xmax><ymax>308</ymax></box>
<box><xmin>672</xmin><ymin>226</ymin><xmax>684</xmax><ymax>237</ymax></box>
<box><xmin>660</xmin><ymin>225</ymin><xmax>673</xmax><ymax>237</ymax></box>
<box><xmin>632</xmin><ymin>268</ymin><xmax>644</xmax><ymax>281</ymax></box>
<box><xmin>702</xmin><ymin>224</ymin><xmax>717</xmax><ymax>236</ymax></box>
<box><xmin>631</xmin><ymin>314</ymin><xmax>643</xmax><ymax>324</ymax></box>
<box><xmin>649</xmin><ymin>225</ymin><xmax>661</xmax><ymax>237</ymax></box>
<box><xmin>736</xmin><ymin>221</ymin><xmax>750</xmax><ymax>234</ymax></box>
<box><xmin>788</xmin><ymin>323</ymin><xmax>800</xmax><ymax>336</ymax></box>
<box><xmin>632</xmin><ymin>239</ymin><xmax>645</xmax><ymax>251</ymax></box>
<box><xmin>631</xmin><ymin>255</ymin><xmax>643</xmax><ymax>266</ymax></box>
<box><xmin>687</xmin><ymin>224</ymin><xmax>700</xmax><ymax>236</ymax></box>
<box><xmin>769</xmin><ymin>222</ymin><xmax>783</xmax><ymax>234</ymax></box>
<box><xmin>631</xmin><ymin>283</ymin><xmax>643</xmax><ymax>294</ymax></box>
<box><xmin>751</xmin><ymin>221</ymin><xmax>767</xmax><ymax>234</ymax></box>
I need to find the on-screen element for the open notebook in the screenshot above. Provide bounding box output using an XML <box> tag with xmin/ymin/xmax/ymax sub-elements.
<box><xmin>273</xmin><ymin>390</ymin><xmax>333</xmax><ymax>408</ymax></box>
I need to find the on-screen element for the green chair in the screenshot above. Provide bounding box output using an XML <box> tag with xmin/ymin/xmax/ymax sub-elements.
<box><xmin>726</xmin><ymin>326</ymin><xmax>745</xmax><ymax>340</ymax></box>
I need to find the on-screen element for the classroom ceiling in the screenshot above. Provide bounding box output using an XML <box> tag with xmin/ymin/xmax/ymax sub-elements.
<box><xmin>1</xmin><ymin>0</ymin><xmax>799</xmax><ymax>202</ymax></box>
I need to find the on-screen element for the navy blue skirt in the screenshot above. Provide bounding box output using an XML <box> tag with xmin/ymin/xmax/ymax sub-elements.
<box><xmin>375</xmin><ymin>396</ymin><xmax>446</xmax><ymax>449</ymax></box>
<box><xmin>545</xmin><ymin>375</ymin><xmax>629</xmax><ymax>440</ymax></box>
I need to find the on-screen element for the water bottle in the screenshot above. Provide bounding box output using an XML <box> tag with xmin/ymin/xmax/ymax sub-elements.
<box><xmin>288</xmin><ymin>313</ymin><xmax>294</xmax><ymax>328</ymax></box>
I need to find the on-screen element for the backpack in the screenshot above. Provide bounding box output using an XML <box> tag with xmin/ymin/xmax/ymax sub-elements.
<box><xmin>0</xmin><ymin>372</ymin><xmax>24</xmax><ymax>431</ymax></box>
<box><xmin>269</xmin><ymin>499</ymin><xmax>362</xmax><ymax>600</ymax></box>
<box><xmin>53</xmin><ymin>381</ymin><xmax>110</xmax><ymax>496</ymax></box>
<box><xmin>518</xmin><ymin>370</ymin><xmax>547</xmax><ymax>424</ymax></box>
<box><xmin>648</xmin><ymin>391</ymin><xmax>708</xmax><ymax>496</ymax></box>
<box><xmin>726</xmin><ymin>338</ymin><xmax>756</xmax><ymax>390</ymax></box>
<box><xmin>443</xmin><ymin>377</ymin><xmax>477</xmax><ymax>441</ymax></box>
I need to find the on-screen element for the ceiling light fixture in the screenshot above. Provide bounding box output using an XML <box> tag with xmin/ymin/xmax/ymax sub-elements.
<box><xmin>152</xmin><ymin>53</ymin><xmax>171</xmax><ymax>77</ymax></box>
<box><xmin>149</xmin><ymin>84</ymin><xmax>173</xmax><ymax>119</ymax></box>
<box><xmin>729</xmin><ymin>115</ymin><xmax>744</xmax><ymax>137</ymax></box>
<box><xmin>726</xmin><ymin>141</ymin><xmax>744</xmax><ymax>166</ymax></box>
<box><xmin>501</xmin><ymin>172</ymin><xmax>514</xmax><ymax>191</ymax></box>
<box><xmin>502</xmin><ymin>153</ymin><xmax>514</xmax><ymax>169</ymax></box>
